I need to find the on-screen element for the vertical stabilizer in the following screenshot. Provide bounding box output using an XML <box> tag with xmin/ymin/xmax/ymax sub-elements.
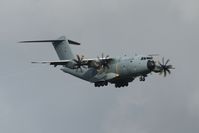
<box><xmin>52</xmin><ymin>36</ymin><xmax>74</xmax><ymax>60</ymax></box>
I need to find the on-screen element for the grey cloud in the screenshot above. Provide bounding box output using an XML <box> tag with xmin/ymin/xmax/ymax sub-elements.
<box><xmin>170</xmin><ymin>0</ymin><xmax>199</xmax><ymax>22</ymax></box>
<box><xmin>0</xmin><ymin>0</ymin><xmax>199</xmax><ymax>133</ymax></box>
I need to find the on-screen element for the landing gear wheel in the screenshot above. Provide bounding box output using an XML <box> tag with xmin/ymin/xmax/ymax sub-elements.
<box><xmin>115</xmin><ymin>84</ymin><xmax>120</xmax><ymax>88</ymax></box>
<box><xmin>94</xmin><ymin>83</ymin><xmax>99</xmax><ymax>87</ymax></box>
<box><xmin>94</xmin><ymin>81</ymin><xmax>108</xmax><ymax>87</ymax></box>
<box><xmin>115</xmin><ymin>82</ymin><xmax>129</xmax><ymax>88</ymax></box>
<box><xmin>140</xmin><ymin>76</ymin><xmax>145</xmax><ymax>81</ymax></box>
<box><xmin>125</xmin><ymin>82</ymin><xmax>129</xmax><ymax>86</ymax></box>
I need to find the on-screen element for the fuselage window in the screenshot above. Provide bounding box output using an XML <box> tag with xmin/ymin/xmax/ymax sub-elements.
<box><xmin>141</xmin><ymin>57</ymin><xmax>146</xmax><ymax>60</ymax></box>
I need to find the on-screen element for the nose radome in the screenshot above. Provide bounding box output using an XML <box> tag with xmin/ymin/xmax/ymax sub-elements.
<box><xmin>147</xmin><ymin>60</ymin><xmax>155</xmax><ymax>71</ymax></box>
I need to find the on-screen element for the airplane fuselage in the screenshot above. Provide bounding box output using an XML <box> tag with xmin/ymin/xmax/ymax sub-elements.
<box><xmin>61</xmin><ymin>55</ymin><xmax>154</xmax><ymax>87</ymax></box>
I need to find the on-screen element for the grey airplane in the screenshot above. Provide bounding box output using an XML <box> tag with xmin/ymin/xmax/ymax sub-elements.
<box><xmin>20</xmin><ymin>36</ymin><xmax>174</xmax><ymax>88</ymax></box>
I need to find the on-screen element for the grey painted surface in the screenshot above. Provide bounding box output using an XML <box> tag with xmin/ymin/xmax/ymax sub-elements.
<box><xmin>0</xmin><ymin>0</ymin><xmax>199</xmax><ymax>133</ymax></box>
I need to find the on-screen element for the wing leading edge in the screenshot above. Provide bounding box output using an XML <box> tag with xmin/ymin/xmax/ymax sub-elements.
<box><xmin>32</xmin><ymin>58</ymin><xmax>114</xmax><ymax>67</ymax></box>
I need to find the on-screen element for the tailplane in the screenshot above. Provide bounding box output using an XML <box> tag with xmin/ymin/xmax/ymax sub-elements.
<box><xmin>19</xmin><ymin>36</ymin><xmax>80</xmax><ymax>60</ymax></box>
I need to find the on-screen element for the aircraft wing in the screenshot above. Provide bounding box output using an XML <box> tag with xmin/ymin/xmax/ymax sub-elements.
<box><xmin>32</xmin><ymin>60</ymin><xmax>72</xmax><ymax>66</ymax></box>
<box><xmin>32</xmin><ymin>58</ymin><xmax>114</xmax><ymax>68</ymax></box>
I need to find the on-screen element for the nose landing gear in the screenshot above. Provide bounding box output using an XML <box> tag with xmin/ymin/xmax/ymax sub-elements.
<box><xmin>139</xmin><ymin>76</ymin><xmax>146</xmax><ymax>81</ymax></box>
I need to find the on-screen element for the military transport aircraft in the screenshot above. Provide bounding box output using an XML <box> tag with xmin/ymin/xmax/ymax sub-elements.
<box><xmin>20</xmin><ymin>36</ymin><xmax>174</xmax><ymax>88</ymax></box>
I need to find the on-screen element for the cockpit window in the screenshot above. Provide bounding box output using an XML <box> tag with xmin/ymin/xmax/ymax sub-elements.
<box><xmin>141</xmin><ymin>57</ymin><xmax>153</xmax><ymax>60</ymax></box>
<box><xmin>147</xmin><ymin>57</ymin><xmax>153</xmax><ymax>59</ymax></box>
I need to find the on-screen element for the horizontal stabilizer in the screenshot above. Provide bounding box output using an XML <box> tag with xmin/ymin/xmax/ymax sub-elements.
<box><xmin>68</xmin><ymin>40</ymin><xmax>80</xmax><ymax>45</ymax></box>
<box><xmin>19</xmin><ymin>40</ymin><xmax>64</xmax><ymax>43</ymax></box>
<box><xmin>19</xmin><ymin>39</ymin><xmax>80</xmax><ymax>45</ymax></box>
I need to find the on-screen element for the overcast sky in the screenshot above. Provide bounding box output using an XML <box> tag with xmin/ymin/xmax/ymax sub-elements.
<box><xmin>0</xmin><ymin>0</ymin><xmax>199</xmax><ymax>133</ymax></box>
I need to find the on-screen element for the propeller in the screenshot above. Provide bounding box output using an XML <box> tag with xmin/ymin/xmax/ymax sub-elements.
<box><xmin>97</xmin><ymin>53</ymin><xmax>110</xmax><ymax>69</ymax></box>
<box><xmin>158</xmin><ymin>57</ymin><xmax>174</xmax><ymax>77</ymax></box>
<box><xmin>73</xmin><ymin>55</ymin><xmax>87</xmax><ymax>72</ymax></box>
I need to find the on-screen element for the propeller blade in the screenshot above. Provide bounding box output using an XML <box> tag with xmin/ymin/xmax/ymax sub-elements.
<box><xmin>80</xmin><ymin>67</ymin><xmax>83</xmax><ymax>72</ymax></box>
<box><xmin>82</xmin><ymin>65</ymin><xmax>87</xmax><ymax>69</ymax></box>
<box><xmin>106</xmin><ymin>55</ymin><xmax>109</xmax><ymax>59</ymax></box>
<box><xmin>102</xmin><ymin>53</ymin><xmax>104</xmax><ymax>59</ymax></box>
<box><xmin>77</xmin><ymin>55</ymin><xmax>81</xmax><ymax>61</ymax></box>
<box><xmin>97</xmin><ymin>56</ymin><xmax>100</xmax><ymax>60</ymax></box>
<box><xmin>164</xmin><ymin>70</ymin><xmax>167</xmax><ymax>77</ymax></box>
<box><xmin>158</xmin><ymin>61</ymin><xmax>162</xmax><ymax>67</ymax></box>
<box><xmin>166</xmin><ymin>69</ymin><xmax>171</xmax><ymax>74</ymax></box>
<box><xmin>159</xmin><ymin>70</ymin><xmax>163</xmax><ymax>75</ymax></box>
<box><xmin>73</xmin><ymin>59</ymin><xmax>78</xmax><ymax>63</ymax></box>
<box><xmin>148</xmin><ymin>54</ymin><xmax>159</xmax><ymax>57</ymax></box>
<box><xmin>167</xmin><ymin>65</ymin><xmax>174</xmax><ymax>69</ymax></box>
<box><xmin>162</xmin><ymin>57</ymin><xmax>165</xmax><ymax>65</ymax></box>
<box><xmin>165</xmin><ymin>59</ymin><xmax>170</xmax><ymax>66</ymax></box>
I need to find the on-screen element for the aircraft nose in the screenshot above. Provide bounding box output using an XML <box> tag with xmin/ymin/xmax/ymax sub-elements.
<box><xmin>147</xmin><ymin>60</ymin><xmax>155</xmax><ymax>71</ymax></box>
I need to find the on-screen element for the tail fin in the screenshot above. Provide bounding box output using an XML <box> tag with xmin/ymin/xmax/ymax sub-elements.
<box><xmin>20</xmin><ymin>36</ymin><xmax>80</xmax><ymax>60</ymax></box>
<box><xmin>52</xmin><ymin>36</ymin><xmax>76</xmax><ymax>60</ymax></box>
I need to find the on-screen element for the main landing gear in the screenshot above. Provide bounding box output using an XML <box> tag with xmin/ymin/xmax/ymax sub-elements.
<box><xmin>94</xmin><ymin>81</ymin><xmax>108</xmax><ymax>87</ymax></box>
<box><xmin>115</xmin><ymin>82</ymin><xmax>129</xmax><ymax>88</ymax></box>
